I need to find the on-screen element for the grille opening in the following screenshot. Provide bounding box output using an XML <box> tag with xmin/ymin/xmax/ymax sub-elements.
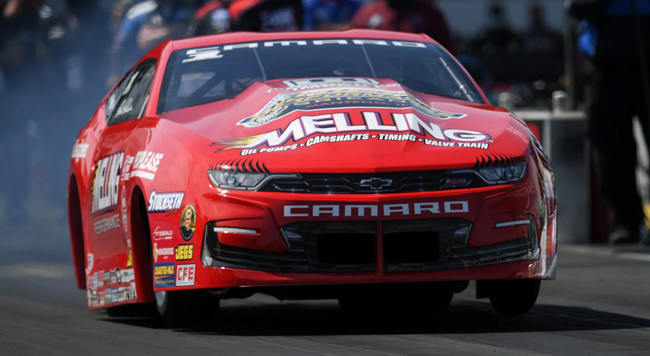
<box><xmin>317</xmin><ymin>233</ymin><xmax>375</xmax><ymax>264</ymax></box>
<box><xmin>384</xmin><ymin>232</ymin><xmax>440</xmax><ymax>264</ymax></box>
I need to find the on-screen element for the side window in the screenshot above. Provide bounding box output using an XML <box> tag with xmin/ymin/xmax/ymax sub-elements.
<box><xmin>107</xmin><ymin>59</ymin><xmax>157</xmax><ymax>125</ymax></box>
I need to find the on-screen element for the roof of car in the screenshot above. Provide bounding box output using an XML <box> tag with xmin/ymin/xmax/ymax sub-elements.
<box><xmin>167</xmin><ymin>29</ymin><xmax>436</xmax><ymax>52</ymax></box>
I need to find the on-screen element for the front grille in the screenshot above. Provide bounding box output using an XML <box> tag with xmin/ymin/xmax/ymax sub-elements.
<box><xmin>383</xmin><ymin>215</ymin><xmax>539</xmax><ymax>272</ymax></box>
<box><xmin>203</xmin><ymin>216</ymin><xmax>539</xmax><ymax>274</ymax></box>
<box><xmin>203</xmin><ymin>221</ymin><xmax>376</xmax><ymax>273</ymax></box>
<box><xmin>258</xmin><ymin>171</ymin><xmax>484</xmax><ymax>194</ymax></box>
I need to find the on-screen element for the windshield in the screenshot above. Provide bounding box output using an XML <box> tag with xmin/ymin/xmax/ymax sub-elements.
<box><xmin>157</xmin><ymin>39</ymin><xmax>484</xmax><ymax>113</ymax></box>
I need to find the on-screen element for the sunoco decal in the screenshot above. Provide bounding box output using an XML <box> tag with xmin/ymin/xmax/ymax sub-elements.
<box><xmin>214</xmin><ymin>111</ymin><xmax>490</xmax><ymax>155</ymax></box>
<box><xmin>92</xmin><ymin>151</ymin><xmax>124</xmax><ymax>215</ymax></box>
<box><xmin>237</xmin><ymin>88</ymin><xmax>464</xmax><ymax>128</ymax></box>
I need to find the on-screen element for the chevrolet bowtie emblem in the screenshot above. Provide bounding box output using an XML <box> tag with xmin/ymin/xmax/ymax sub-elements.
<box><xmin>359</xmin><ymin>178</ymin><xmax>393</xmax><ymax>190</ymax></box>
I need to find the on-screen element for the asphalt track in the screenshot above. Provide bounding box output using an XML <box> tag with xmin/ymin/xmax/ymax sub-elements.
<box><xmin>2</xmin><ymin>244</ymin><xmax>650</xmax><ymax>356</ymax></box>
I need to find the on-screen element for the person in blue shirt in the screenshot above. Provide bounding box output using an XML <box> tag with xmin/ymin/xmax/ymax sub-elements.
<box><xmin>108</xmin><ymin>0</ymin><xmax>191</xmax><ymax>87</ymax></box>
<box><xmin>302</xmin><ymin>0</ymin><xmax>362</xmax><ymax>31</ymax></box>
<box><xmin>569</xmin><ymin>0</ymin><xmax>650</xmax><ymax>244</ymax></box>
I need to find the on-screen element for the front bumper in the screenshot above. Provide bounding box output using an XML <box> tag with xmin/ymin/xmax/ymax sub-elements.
<box><xmin>155</xmin><ymin>167</ymin><xmax>557</xmax><ymax>292</ymax></box>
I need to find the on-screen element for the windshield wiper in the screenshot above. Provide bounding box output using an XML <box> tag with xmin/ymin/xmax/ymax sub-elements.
<box><xmin>438</xmin><ymin>57</ymin><xmax>476</xmax><ymax>103</ymax></box>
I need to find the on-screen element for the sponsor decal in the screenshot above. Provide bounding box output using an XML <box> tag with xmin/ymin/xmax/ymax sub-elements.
<box><xmin>121</xmin><ymin>268</ymin><xmax>135</xmax><ymax>283</ymax></box>
<box><xmin>152</xmin><ymin>227</ymin><xmax>174</xmax><ymax>241</ymax></box>
<box><xmin>209</xmin><ymin>160</ymin><xmax>270</xmax><ymax>173</ymax></box>
<box><xmin>185</xmin><ymin>39</ymin><xmax>425</xmax><ymax>62</ymax></box>
<box><xmin>176</xmin><ymin>264</ymin><xmax>195</xmax><ymax>287</ymax></box>
<box><xmin>92</xmin><ymin>151</ymin><xmax>124</xmax><ymax>215</ymax></box>
<box><xmin>236</xmin><ymin>88</ymin><xmax>459</xmax><ymax>128</ymax></box>
<box><xmin>154</xmin><ymin>262</ymin><xmax>175</xmax><ymax>287</ymax></box>
<box><xmin>71</xmin><ymin>140</ymin><xmax>89</xmax><ymax>159</ymax></box>
<box><xmin>129</xmin><ymin>151</ymin><xmax>163</xmax><ymax>180</ymax></box>
<box><xmin>92</xmin><ymin>272</ymin><xmax>98</xmax><ymax>288</ymax></box>
<box><xmin>284</xmin><ymin>201</ymin><xmax>469</xmax><ymax>218</ymax></box>
<box><xmin>126</xmin><ymin>238</ymin><xmax>133</xmax><ymax>268</ymax></box>
<box><xmin>147</xmin><ymin>190</ymin><xmax>184</xmax><ymax>215</ymax></box>
<box><xmin>121</xmin><ymin>186</ymin><xmax>128</xmax><ymax>232</ymax></box>
<box><xmin>281</xmin><ymin>77</ymin><xmax>382</xmax><ymax>90</ymax></box>
<box><xmin>180</xmin><ymin>205</ymin><xmax>196</xmax><ymax>241</ymax></box>
<box><xmin>87</xmin><ymin>253</ymin><xmax>94</xmax><ymax>272</ymax></box>
<box><xmin>175</xmin><ymin>244</ymin><xmax>194</xmax><ymax>261</ymax></box>
<box><xmin>121</xmin><ymin>155</ymin><xmax>134</xmax><ymax>181</ymax></box>
<box><xmin>153</xmin><ymin>243</ymin><xmax>175</xmax><ymax>262</ymax></box>
<box><xmin>94</xmin><ymin>214</ymin><xmax>121</xmax><ymax>235</ymax></box>
<box><xmin>214</xmin><ymin>112</ymin><xmax>490</xmax><ymax>156</ymax></box>
<box><xmin>183</xmin><ymin>46</ymin><xmax>223</xmax><ymax>63</ymax></box>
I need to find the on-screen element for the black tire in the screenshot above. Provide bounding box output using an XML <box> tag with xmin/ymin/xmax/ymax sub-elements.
<box><xmin>154</xmin><ymin>289</ymin><xmax>220</xmax><ymax>326</ymax></box>
<box><xmin>488</xmin><ymin>279</ymin><xmax>541</xmax><ymax>316</ymax></box>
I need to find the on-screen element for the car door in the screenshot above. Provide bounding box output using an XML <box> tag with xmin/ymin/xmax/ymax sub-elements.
<box><xmin>89</xmin><ymin>60</ymin><xmax>157</xmax><ymax>283</ymax></box>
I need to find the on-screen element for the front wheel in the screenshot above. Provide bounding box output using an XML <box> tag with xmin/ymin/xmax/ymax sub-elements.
<box><xmin>488</xmin><ymin>279</ymin><xmax>541</xmax><ymax>316</ymax></box>
<box><xmin>155</xmin><ymin>289</ymin><xmax>220</xmax><ymax>326</ymax></box>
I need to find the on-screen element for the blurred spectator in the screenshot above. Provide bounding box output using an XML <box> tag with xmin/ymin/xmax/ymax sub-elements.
<box><xmin>480</xmin><ymin>1</ymin><xmax>521</xmax><ymax>53</ymax></box>
<box><xmin>351</xmin><ymin>0</ymin><xmax>457</xmax><ymax>55</ymax></box>
<box><xmin>229</xmin><ymin>0</ymin><xmax>302</xmax><ymax>32</ymax></box>
<box><xmin>302</xmin><ymin>0</ymin><xmax>362</xmax><ymax>31</ymax></box>
<box><xmin>189</xmin><ymin>0</ymin><xmax>302</xmax><ymax>35</ymax></box>
<box><xmin>523</xmin><ymin>3</ymin><xmax>561</xmax><ymax>54</ymax></box>
<box><xmin>0</xmin><ymin>0</ymin><xmax>47</xmax><ymax>85</ymax></box>
<box><xmin>569</xmin><ymin>0</ymin><xmax>650</xmax><ymax>244</ymax></box>
<box><xmin>108</xmin><ymin>0</ymin><xmax>192</xmax><ymax>86</ymax></box>
<box><xmin>187</xmin><ymin>0</ymin><xmax>231</xmax><ymax>36</ymax></box>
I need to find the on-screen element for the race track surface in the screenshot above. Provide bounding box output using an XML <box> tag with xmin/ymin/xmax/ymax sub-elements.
<box><xmin>1</xmin><ymin>247</ymin><xmax>650</xmax><ymax>356</ymax></box>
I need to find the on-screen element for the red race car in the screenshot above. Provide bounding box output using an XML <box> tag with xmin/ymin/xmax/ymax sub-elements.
<box><xmin>68</xmin><ymin>30</ymin><xmax>557</xmax><ymax>324</ymax></box>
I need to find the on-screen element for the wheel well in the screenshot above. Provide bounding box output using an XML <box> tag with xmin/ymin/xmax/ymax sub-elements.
<box><xmin>130</xmin><ymin>186</ymin><xmax>154</xmax><ymax>303</ymax></box>
<box><xmin>68</xmin><ymin>176</ymin><xmax>86</xmax><ymax>289</ymax></box>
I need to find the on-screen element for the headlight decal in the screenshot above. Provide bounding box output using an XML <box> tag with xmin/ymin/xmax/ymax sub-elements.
<box><xmin>448</xmin><ymin>162</ymin><xmax>527</xmax><ymax>185</ymax></box>
<box><xmin>208</xmin><ymin>159</ymin><xmax>301</xmax><ymax>191</ymax></box>
<box><xmin>209</xmin><ymin>159</ymin><xmax>270</xmax><ymax>174</ymax></box>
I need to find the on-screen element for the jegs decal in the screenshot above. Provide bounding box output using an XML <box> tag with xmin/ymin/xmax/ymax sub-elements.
<box><xmin>175</xmin><ymin>244</ymin><xmax>194</xmax><ymax>261</ymax></box>
<box><xmin>92</xmin><ymin>151</ymin><xmax>124</xmax><ymax>215</ymax></box>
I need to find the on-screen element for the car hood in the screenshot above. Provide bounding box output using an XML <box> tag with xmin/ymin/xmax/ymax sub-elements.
<box><xmin>160</xmin><ymin>78</ymin><xmax>531</xmax><ymax>173</ymax></box>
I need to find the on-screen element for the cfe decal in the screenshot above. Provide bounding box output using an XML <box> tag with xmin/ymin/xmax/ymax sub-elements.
<box><xmin>213</xmin><ymin>112</ymin><xmax>490</xmax><ymax>155</ymax></box>
<box><xmin>237</xmin><ymin>88</ymin><xmax>465</xmax><ymax>128</ymax></box>
<box><xmin>92</xmin><ymin>151</ymin><xmax>124</xmax><ymax>215</ymax></box>
<box><xmin>176</xmin><ymin>264</ymin><xmax>195</xmax><ymax>287</ymax></box>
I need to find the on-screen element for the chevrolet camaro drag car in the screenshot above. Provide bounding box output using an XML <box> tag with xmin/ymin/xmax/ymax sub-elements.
<box><xmin>68</xmin><ymin>30</ymin><xmax>557</xmax><ymax>324</ymax></box>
